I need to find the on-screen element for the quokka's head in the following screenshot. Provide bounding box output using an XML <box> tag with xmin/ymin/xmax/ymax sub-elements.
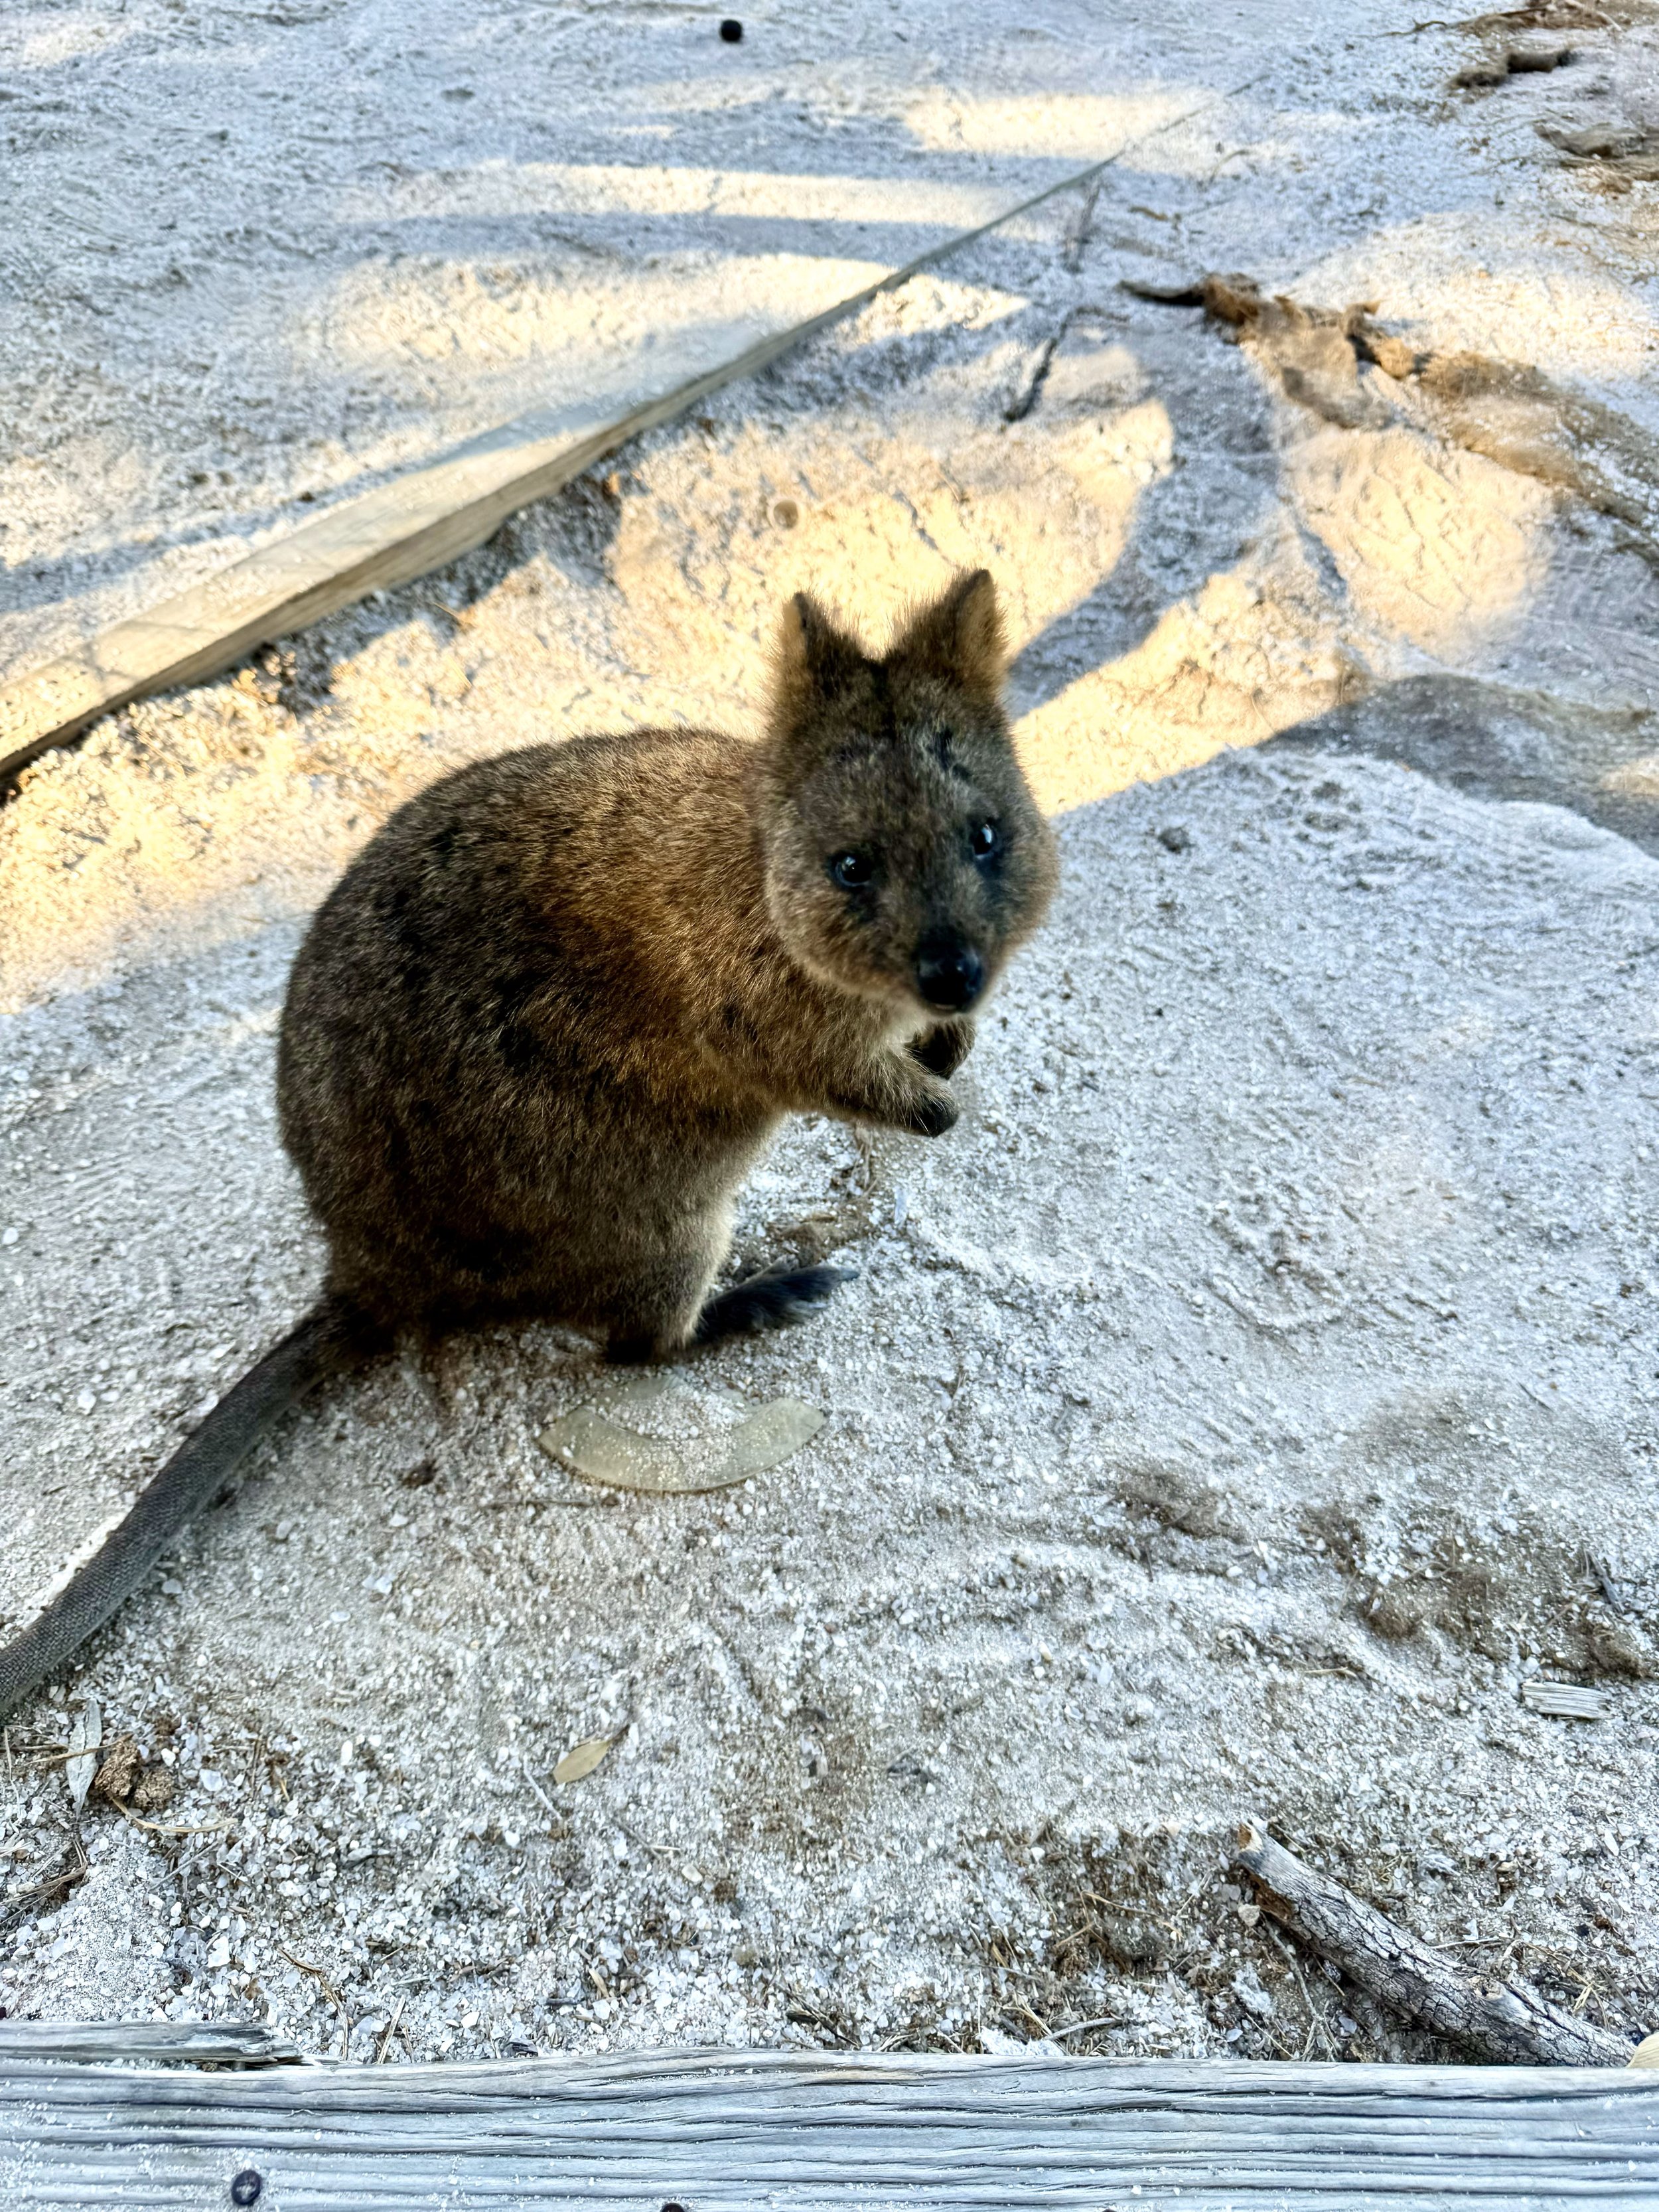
<box><xmin>758</xmin><ymin>569</ymin><xmax>1058</xmax><ymax>1017</ymax></box>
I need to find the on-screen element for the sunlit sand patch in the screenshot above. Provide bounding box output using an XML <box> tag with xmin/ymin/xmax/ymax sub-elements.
<box><xmin>1017</xmin><ymin>553</ymin><xmax>1364</xmax><ymax>817</ymax></box>
<box><xmin>3</xmin><ymin>7</ymin><xmax>138</xmax><ymax>69</ymax></box>
<box><xmin>597</xmin><ymin>393</ymin><xmax>1169</xmax><ymax>720</ymax></box>
<box><xmin>1287</xmin><ymin>425</ymin><xmax>1553</xmax><ymax>663</ymax></box>
<box><xmin>293</xmin><ymin>253</ymin><xmax>897</xmax><ymax>407</ymax></box>
<box><xmin>1603</xmin><ymin>752</ymin><xmax>1659</xmax><ymax>797</ymax></box>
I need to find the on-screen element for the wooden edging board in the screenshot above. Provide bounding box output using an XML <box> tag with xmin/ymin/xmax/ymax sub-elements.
<box><xmin>0</xmin><ymin>83</ymin><xmax>1249</xmax><ymax>784</ymax></box>
<box><xmin>1</xmin><ymin>2032</ymin><xmax>1656</xmax><ymax>2209</ymax></box>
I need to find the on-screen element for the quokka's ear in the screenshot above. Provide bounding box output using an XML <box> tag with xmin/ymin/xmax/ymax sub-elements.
<box><xmin>887</xmin><ymin>568</ymin><xmax>1007</xmax><ymax>703</ymax></box>
<box><xmin>772</xmin><ymin>591</ymin><xmax>865</xmax><ymax>731</ymax></box>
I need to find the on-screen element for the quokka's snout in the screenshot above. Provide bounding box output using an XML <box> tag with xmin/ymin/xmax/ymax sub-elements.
<box><xmin>914</xmin><ymin>928</ymin><xmax>985</xmax><ymax>1013</ymax></box>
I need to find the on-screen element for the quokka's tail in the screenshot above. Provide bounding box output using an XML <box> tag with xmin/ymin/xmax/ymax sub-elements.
<box><xmin>0</xmin><ymin>1297</ymin><xmax>364</xmax><ymax>1723</ymax></box>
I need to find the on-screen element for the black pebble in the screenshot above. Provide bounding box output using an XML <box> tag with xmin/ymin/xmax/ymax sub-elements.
<box><xmin>230</xmin><ymin>2174</ymin><xmax>264</xmax><ymax>2208</ymax></box>
<box><xmin>719</xmin><ymin>17</ymin><xmax>743</xmax><ymax>40</ymax></box>
<box><xmin>1157</xmin><ymin>825</ymin><xmax>1191</xmax><ymax>853</ymax></box>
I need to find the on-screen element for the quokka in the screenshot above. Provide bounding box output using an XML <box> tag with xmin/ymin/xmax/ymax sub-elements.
<box><xmin>0</xmin><ymin>567</ymin><xmax>1056</xmax><ymax>1717</ymax></box>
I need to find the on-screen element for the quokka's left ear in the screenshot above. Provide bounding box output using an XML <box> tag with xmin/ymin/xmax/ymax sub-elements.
<box><xmin>771</xmin><ymin>589</ymin><xmax>867</xmax><ymax>735</ymax></box>
<box><xmin>886</xmin><ymin>569</ymin><xmax>1007</xmax><ymax>703</ymax></box>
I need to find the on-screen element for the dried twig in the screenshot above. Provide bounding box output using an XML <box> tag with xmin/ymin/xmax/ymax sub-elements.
<box><xmin>1234</xmin><ymin>1822</ymin><xmax>1632</xmax><ymax>2066</ymax></box>
<box><xmin>1048</xmin><ymin>2014</ymin><xmax>1124</xmax><ymax>2040</ymax></box>
<box><xmin>1586</xmin><ymin>1548</ymin><xmax>1631</xmax><ymax>1615</ymax></box>
<box><xmin>3</xmin><ymin>1830</ymin><xmax>89</xmax><ymax>1925</ymax></box>
<box><xmin>279</xmin><ymin>1944</ymin><xmax>351</xmax><ymax>2058</ymax></box>
<box><xmin>1262</xmin><ymin>1919</ymin><xmax>1339</xmax><ymax>2061</ymax></box>
<box><xmin>118</xmin><ymin>1810</ymin><xmax>234</xmax><ymax>1839</ymax></box>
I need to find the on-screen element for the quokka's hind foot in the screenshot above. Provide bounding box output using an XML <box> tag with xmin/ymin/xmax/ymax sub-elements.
<box><xmin>693</xmin><ymin>1260</ymin><xmax>855</xmax><ymax>1347</ymax></box>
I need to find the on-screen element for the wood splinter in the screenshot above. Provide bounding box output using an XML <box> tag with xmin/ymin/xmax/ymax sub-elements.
<box><xmin>1233</xmin><ymin>1820</ymin><xmax>1634</xmax><ymax>2068</ymax></box>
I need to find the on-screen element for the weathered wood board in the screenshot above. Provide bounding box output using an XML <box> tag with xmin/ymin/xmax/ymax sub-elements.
<box><xmin>0</xmin><ymin>2021</ymin><xmax>299</xmax><ymax>2067</ymax></box>
<box><xmin>1</xmin><ymin>2039</ymin><xmax>1655</xmax><ymax>2209</ymax></box>
<box><xmin>0</xmin><ymin>86</ymin><xmax>1232</xmax><ymax>784</ymax></box>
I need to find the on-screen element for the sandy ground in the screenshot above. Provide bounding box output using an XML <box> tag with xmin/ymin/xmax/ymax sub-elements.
<box><xmin>2</xmin><ymin>1</ymin><xmax>1658</xmax><ymax>2069</ymax></box>
<box><xmin>7</xmin><ymin>0</ymin><xmax>1659</xmax><ymax>682</ymax></box>
<box><xmin>1</xmin><ymin>0</ymin><xmax>1243</xmax><ymax>679</ymax></box>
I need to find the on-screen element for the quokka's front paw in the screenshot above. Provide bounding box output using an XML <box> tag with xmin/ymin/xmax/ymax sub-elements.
<box><xmin>912</xmin><ymin>1017</ymin><xmax>975</xmax><ymax>1078</ymax></box>
<box><xmin>904</xmin><ymin>1084</ymin><xmax>960</xmax><ymax>1139</ymax></box>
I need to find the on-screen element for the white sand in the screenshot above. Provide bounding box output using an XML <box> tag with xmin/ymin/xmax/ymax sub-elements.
<box><xmin>1</xmin><ymin>0</ymin><xmax>1230</xmax><ymax>678</ymax></box>
<box><xmin>1</xmin><ymin>0</ymin><xmax>1657</xmax><ymax>2066</ymax></box>
<box><xmin>9</xmin><ymin>0</ymin><xmax>1658</xmax><ymax>681</ymax></box>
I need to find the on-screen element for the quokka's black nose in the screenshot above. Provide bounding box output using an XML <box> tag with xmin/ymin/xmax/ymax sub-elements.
<box><xmin>916</xmin><ymin>938</ymin><xmax>985</xmax><ymax>1011</ymax></box>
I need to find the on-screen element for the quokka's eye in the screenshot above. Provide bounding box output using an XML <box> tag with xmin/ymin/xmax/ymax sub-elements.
<box><xmin>969</xmin><ymin>820</ymin><xmax>1000</xmax><ymax>861</ymax></box>
<box><xmin>830</xmin><ymin>850</ymin><xmax>875</xmax><ymax>889</ymax></box>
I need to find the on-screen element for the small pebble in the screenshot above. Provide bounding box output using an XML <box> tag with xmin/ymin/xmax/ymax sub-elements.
<box><xmin>1157</xmin><ymin>825</ymin><xmax>1191</xmax><ymax>853</ymax></box>
<box><xmin>719</xmin><ymin>17</ymin><xmax>743</xmax><ymax>40</ymax></box>
<box><xmin>1505</xmin><ymin>40</ymin><xmax>1572</xmax><ymax>72</ymax></box>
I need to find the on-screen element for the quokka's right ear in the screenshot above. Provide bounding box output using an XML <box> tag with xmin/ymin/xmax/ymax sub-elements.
<box><xmin>772</xmin><ymin>591</ymin><xmax>864</xmax><ymax>733</ymax></box>
<box><xmin>887</xmin><ymin>568</ymin><xmax>1006</xmax><ymax>703</ymax></box>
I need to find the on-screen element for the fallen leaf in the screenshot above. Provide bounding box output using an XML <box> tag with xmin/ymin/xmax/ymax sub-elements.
<box><xmin>538</xmin><ymin>1388</ymin><xmax>822</xmax><ymax>1495</ymax></box>
<box><xmin>554</xmin><ymin>1738</ymin><xmax>613</xmax><ymax>1785</ymax></box>
<box><xmin>723</xmin><ymin>1398</ymin><xmax>823</xmax><ymax>1479</ymax></box>
<box><xmin>64</xmin><ymin>1699</ymin><xmax>102</xmax><ymax>1813</ymax></box>
<box><xmin>539</xmin><ymin>1406</ymin><xmax>682</xmax><ymax>1491</ymax></box>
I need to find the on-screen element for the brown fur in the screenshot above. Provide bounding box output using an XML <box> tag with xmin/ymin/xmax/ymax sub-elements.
<box><xmin>278</xmin><ymin>569</ymin><xmax>1058</xmax><ymax>1357</ymax></box>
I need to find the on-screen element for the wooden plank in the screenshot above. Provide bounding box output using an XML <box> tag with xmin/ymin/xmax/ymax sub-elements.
<box><xmin>0</xmin><ymin>2021</ymin><xmax>299</xmax><ymax>2067</ymax></box>
<box><xmin>0</xmin><ymin>88</ymin><xmax>1238</xmax><ymax>782</ymax></box>
<box><xmin>1</xmin><ymin>2047</ymin><xmax>1654</xmax><ymax>2209</ymax></box>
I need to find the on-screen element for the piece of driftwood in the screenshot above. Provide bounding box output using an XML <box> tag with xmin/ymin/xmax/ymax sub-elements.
<box><xmin>1234</xmin><ymin>1821</ymin><xmax>1633</xmax><ymax>2067</ymax></box>
<box><xmin>0</xmin><ymin>2020</ymin><xmax>299</xmax><ymax>2067</ymax></box>
<box><xmin>1</xmin><ymin>2043</ymin><xmax>1656</xmax><ymax>2209</ymax></box>
<box><xmin>1521</xmin><ymin>1679</ymin><xmax>1609</xmax><ymax>1721</ymax></box>
<box><xmin>0</xmin><ymin>82</ymin><xmax>1248</xmax><ymax>782</ymax></box>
